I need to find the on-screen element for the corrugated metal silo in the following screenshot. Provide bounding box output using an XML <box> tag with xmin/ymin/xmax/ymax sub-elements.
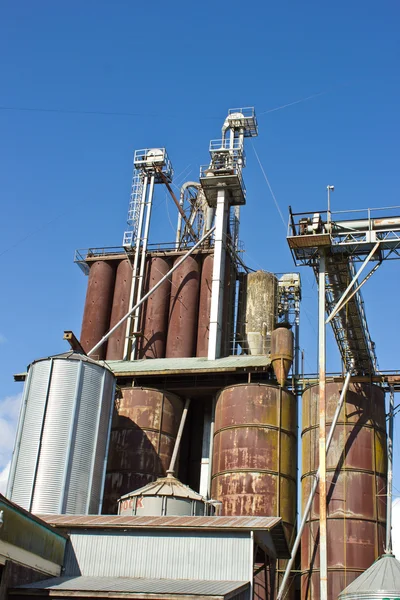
<box><xmin>102</xmin><ymin>387</ymin><xmax>183</xmax><ymax>514</ymax></box>
<box><xmin>301</xmin><ymin>382</ymin><xmax>387</xmax><ymax>600</ymax></box>
<box><xmin>7</xmin><ymin>353</ymin><xmax>115</xmax><ymax>515</ymax></box>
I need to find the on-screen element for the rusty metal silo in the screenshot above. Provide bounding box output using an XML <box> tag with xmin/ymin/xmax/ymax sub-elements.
<box><xmin>211</xmin><ymin>383</ymin><xmax>297</xmax><ymax>536</ymax></box>
<box><xmin>301</xmin><ymin>382</ymin><xmax>387</xmax><ymax>600</ymax></box>
<box><xmin>196</xmin><ymin>254</ymin><xmax>213</xmax><ymax>357</ymax></box>
<box><xmin>102</xmin><ymin>387</ymin><xmax>183</xmax><ymax>514</ymax></box>
<box><xmin>106</xmin><ymin>258</ymin><xmax>132</xmax><ymax>360</ymax></box>
<box><xmin>166</xmin><ymin>255</ymin><xmax>200</xmax><ymax>358</ymax></box>
<box><xmin>138</xmin><ymin>257</ymin><xmax>172</xmax><ymax>359</ymax></box>
<box><xmin>80</xmin><ymin>260</ymin><xmax>116</xmax><ymax>359</ymax></box>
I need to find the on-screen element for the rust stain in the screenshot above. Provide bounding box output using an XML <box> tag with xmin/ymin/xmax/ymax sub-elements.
<box><xmin>301</xmin><ymin>382</ymin><xmax>387</xmax><ymax>600</ymax></box>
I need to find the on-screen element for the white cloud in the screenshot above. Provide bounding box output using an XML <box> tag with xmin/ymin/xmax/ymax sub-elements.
<box><xmin>0</xmin><ymin>393</ymin><xmax>22</xmax><ymax>474</ymax></box>
<box><xmin>392</xmin><ymin>498</ymin><xmax>400</xmax><ymax>558</ymax></box>
<box><xmin>0</xmin><ymin>334</ymin><xmax>6</xmax><ymax>344</ymax></box>
<box><xmin>0</xmin><ymin>462</ymin><xmax>10</xmax><ymax>495</ymax></box>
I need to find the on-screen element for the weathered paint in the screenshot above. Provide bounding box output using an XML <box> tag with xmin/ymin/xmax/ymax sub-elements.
<box><xmin>80</xmin><ymin>260</ymin><xmax>116</xmax><ymax>359</ymax></box>
<box><xmin>271</xmin><ymin>327</ymin><xmax>294</xmax><ymax>386</ymax></box>
<box><xmin>212</xmin><ymin>383</ymin><xmax>297</xmax><ymax>600</ymax></box>
<box><xmin>166</xmin><ymin>255</ymin><xmax>200</xmax><ymax>358</ymax></box>
<box><xmin>139</xmin><ymin>257</ymin><xmax>172</xmax><ymax>359</ymax></box>
<box><xmin>106</xmin><ymin>259</ymin><xmax>132</xmax><ymax>360</ymax></box>
<box><xmin>211</xmin><ymin>384</ymin><xmax>296</xmax><ymax>533</ymax></box>
<box><xmin>102</xmin><ymin>387</ymin><xmax>183</xmax><ymax>514</ymax></box>
<box><xmin>196</xmin><ymin>254</ymin><xmax>213</xmax><ymax>357</ymax></box>
<box><xmin>301</xmin><ymin>382</ymin><xmax>387</xmax><ymax>600</ymax></box>
<box><xmin>240</xmin><ymin>271</ymin><xmax>278</xmax><ymax>356</ymax></box>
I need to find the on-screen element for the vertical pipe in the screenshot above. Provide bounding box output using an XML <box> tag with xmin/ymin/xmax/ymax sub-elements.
<box><xmin>385</xmin><ymin>386</ymin><xmax>394</xmax><ymax>553</ymax></box>
<box><xmin>208</xmin><ymin>189</ymin><xmax>228</xmax><ymax>360</ymax></box>
<box><xmin>124</xmin><ymin>175</ymin><xmax>149</xmax><ymax>360</ymax></box>
<box><xmin>167</xmin><ymin>398</ymin><xmax>191</xmax><ymax>476</ymax></box>
<box><xmin>318</xmin><ymin>252</ymin><xmax>328</xmax><ymax>600</ymax></box>
<box><xmin>131</xmin><ymin>174</ymin><xmax>155</xmax><ymax>359</ymax></box>
<box><xmin>207</xmin><ymin>395</ymin><xmax>216</xmax><ymax>499</ymax></box>
<box><xmin>199</xmin><ymin>406</ymin><xmax>211</xmax><ymax>498</ymax></box>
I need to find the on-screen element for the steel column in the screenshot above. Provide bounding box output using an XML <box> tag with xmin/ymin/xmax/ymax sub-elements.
<box><xmin>124</xmin><ymin>175</ymin><xmax>148</xmax><ymax>359</ymax></box>
<box><xmin>318</xmin><ymin>251</ymin><xmax>328</xmax><ymax>600</ymax></box>
<box><xmin>208</xmin><ymin>189</ymin><xmax>229</xmax><ymax>360</ymax></box>
<box><xmin>131</xmin><ymin>174</ymin><xmax>155</xmax><ymax>359</ymax></box>
<box><xmin>386</xmin><ymin>386</ymin><xmax>394</xmax><ymax>553</ymax></box>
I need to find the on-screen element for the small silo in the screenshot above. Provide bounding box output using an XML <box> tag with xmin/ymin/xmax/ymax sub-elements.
<box><xmin>118</xmin><ymin>473</ymin><xmax>209</xmax><ymax>517</ymax></box>
<box><xmin>238</xmin><ymin>270</ymin><xmax>278</xmax><ymax>355</ymax></box>
<box><xmin>338</xmin><ymin>553</ymin><xmax>400</xmax><ymax>600</ymax></box>
<box><xmin>7</xmin><ymin>352</ymin><xmax>115</xmax><ymax>515</ymax></box>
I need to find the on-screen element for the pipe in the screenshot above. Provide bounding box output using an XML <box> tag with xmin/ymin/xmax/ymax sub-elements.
<box><xmin>87</xmin><ymin>226</ymin><xmax>216</xmax><ymax>357</ymax></box>
<box><xmin>131</xmin><ymin>175</ymin><xmax>155</xmax><ymax>359</ymax></box>
<box><xmin>276</xmin><ymin>369</ymin><xmax>353</xmax><ymax>600</ymax></box>
<box><xmin>318</xmin><ymin>251</ymin><xmax>328</xmax><ymax>600</ymax></box>
<box><xmin>167</xmin><ymin>398</ymin><xmax>191</xmax><ymax>476</ymax></box>
<box><xmin>385</xmin><ymin>386</ymin><xmax>394</xmax><ymax>553</ymax></box>
<box><xmin>208</xmin><ymin>188</ymin><xmax>228</xmax><ymax>360</ymax></box>
<box><xmin>123</xmin><ymin>175</ymin><xmax>148</xmax><ymax>359</ymax></box>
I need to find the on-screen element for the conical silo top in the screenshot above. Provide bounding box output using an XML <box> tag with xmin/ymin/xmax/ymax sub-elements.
<box><xmin>338</xmin><ymin>554</ymin><xmax>400</xmax><ymax>599</ymax></box>
<box><xmin>119</xmin><ymin>474</ymin><xmax>205</xmax><ymax>501</ymax></box>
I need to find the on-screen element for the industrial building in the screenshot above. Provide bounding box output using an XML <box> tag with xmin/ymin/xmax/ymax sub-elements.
<box><xmin>4</xmin><ymin>107</ymin><xmax>400</xmax><ymax>599</ymax></box>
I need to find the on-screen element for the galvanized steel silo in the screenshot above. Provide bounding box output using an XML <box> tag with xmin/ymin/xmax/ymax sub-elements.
<box><xmin>7</xmin><ymin>352</ymin><xmax>115</xmax><ymax>515</ymax></box>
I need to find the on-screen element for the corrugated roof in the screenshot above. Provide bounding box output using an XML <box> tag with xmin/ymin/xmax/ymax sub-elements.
<box><xmin>101</xmin><ymin>355</ymin><xmax>271</xmax><ymax>376</ymax></box>
<box><xmin>38</xmin><ymin>515</ymin><xmax>281</xmax><ymax>530</ymax></box>
<box><xmin>339</xmin><ymin>554</ymin><xmax>400</xmax><ymax>599</ymax></box>
<box><xmin>15</xmin><ymin>576</ymin><xmax>249</xmax><ymax>597</ymax></box>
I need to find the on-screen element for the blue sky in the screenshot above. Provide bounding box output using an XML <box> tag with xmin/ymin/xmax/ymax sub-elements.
<box><xmin>1</xmin><ymin>0</ymin><xmax>399</xmax><ymax>538</ymax></box>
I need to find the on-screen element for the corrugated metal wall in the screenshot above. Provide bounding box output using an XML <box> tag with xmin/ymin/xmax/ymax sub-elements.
<box><xmin>64</xmin><ymin>530</ymin><xmax>251</xmax><ymax>581</ymax></box>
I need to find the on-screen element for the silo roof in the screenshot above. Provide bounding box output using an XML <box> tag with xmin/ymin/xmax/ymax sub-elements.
<box><xmin>119</xmin><ymin>475</ymin><xmax>205</xmax><ymax>501</ymax></box>
<box><xmin>339</xmin><ymin>554</ymin><xmax>400</xmax><ymax>599</ymax></box>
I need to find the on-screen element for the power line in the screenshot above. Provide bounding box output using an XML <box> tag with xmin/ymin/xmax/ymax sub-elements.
<box><xmin>251</xmin><ymin>142</ymin><xmax>286</xmax><ymax>228</ymax></box>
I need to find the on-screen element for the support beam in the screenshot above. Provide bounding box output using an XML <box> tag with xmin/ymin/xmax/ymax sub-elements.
<box><xmin>208</xmin><ymin>189</ymin><xmax>229</xmax><ymax>360</ymax></box>
<box><xmin>318</xmin><ymin>251</ymin><xmax>328</xmax><ymax>600</ymax></box>
<box><xmin>87</xmin><ymin>226</ymin><xmax>215</xmax><ymax>357</ymax></box>
<box><xmin>385</xmin><ymin>386</ymin><xmax>394</xmax><ymax>553</ymax></box>
<box><xmin>277</xmin><ymin>369</ymin><xmax>353</xmax><ymax>600</ymax></box>
<box><xmin>326</xmin><ymin>241</ymin><xmax>380</xmax><ymax>324</ymax></box>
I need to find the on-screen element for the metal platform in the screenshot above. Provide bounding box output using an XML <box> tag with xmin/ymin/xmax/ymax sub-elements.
<box><xmin>287</xmin><ymin>206</ymin><xmax>400</xmax><ymax>374</ymax></box>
